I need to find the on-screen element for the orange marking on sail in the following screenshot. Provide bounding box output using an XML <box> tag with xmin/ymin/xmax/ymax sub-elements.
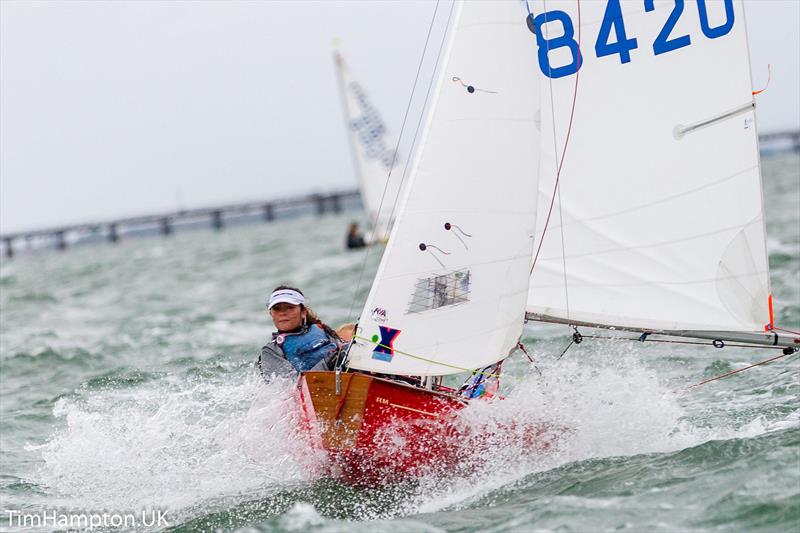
<box><xmin>765</xmin><ymin>293</ymin><xmax>774</xmax><ymax>331</ymax></box>
<box><xmin>753</xmin><ymin>64</ymin><xmax>771</xmax><ymax>95</ymax></box>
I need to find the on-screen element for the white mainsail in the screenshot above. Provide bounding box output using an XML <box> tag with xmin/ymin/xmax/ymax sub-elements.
<box><xmin>334</xmin><ymin>50</ymin><xmax>401</xmax><ymax>240</ymax></box>
<box><xmin>347</xmin><ymin>0</ymin><xmax>543</xmax><ymax>376</ymax></box>
<box><xmin>527</xmin><ymin>0</ymin><xmax>781</xmax><ymax>340</ymax></box>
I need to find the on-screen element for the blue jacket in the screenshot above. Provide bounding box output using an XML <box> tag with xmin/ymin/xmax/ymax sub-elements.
<box><xmin>257</xmin><ymin>324</ymin><xmax>341</xmax><ymax>379</ymax></box>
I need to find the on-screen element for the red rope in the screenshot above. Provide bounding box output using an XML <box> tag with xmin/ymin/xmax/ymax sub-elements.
<box><xmin>531</xmin><ymin>0</ymin><xmax>582</xmax><ymax>275</ymax></box>
<box><xmin>752</xmin><ymin>64</ymin><xmax>771</xmax><ymax>95</ymax></box>
<box><xmin>774</xmin><ymin>326</ymin><xmax>800</xmax><ymax>336</ymax></box>
<box><xmin>686</xmin><ymin>351</ymin><xmax>793</xmax><ymax>390</ymax></box>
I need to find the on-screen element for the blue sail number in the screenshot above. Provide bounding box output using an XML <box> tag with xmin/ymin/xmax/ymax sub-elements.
<box><xmin>526</xmin><ymin>0</ymin><xmax>736</xmax><ymax>77</ymax></box>
<box><xmin>697</xmin><ymin>0</ymin><xmax>735</xmax><ymax>39</ymax></box>
<box><xmin>645</xmin><ymin>0</ymin><xmax>691</xmax><ymax>55</ymax></box>
<box><xmin>595</xmin><ymin>0</ymin><xmax>639</xmax><ymax>64</ymax></box>
<box><xmin>527</xmin><ymin>10</ymin><xmax>582</xmax><ymax>79</ymax></box>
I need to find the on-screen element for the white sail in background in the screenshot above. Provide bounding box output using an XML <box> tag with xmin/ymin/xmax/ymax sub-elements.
<box><xmin>348</xmin><ymin>0</ymin><xmax>542</xmax><ymax>376</ymax></box>
<box><xmin>334</xmin><ymin>51</ymin><xmax>401</xmax><ymax>240</ymax></box>
<box><xmin>527</xmin><ymin>0</ymin><xmax>773</xmax><ymax>334</ymax></box>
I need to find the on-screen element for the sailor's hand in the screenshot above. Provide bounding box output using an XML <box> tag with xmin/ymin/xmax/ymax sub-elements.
<box><xmin>336</xmin><ymin>323</ymin><xmax>356</xmax><ymax>342</ymax></box>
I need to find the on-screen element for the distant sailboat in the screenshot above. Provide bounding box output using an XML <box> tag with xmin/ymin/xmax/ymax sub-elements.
<box><xmin>299</xmin><ymin>0</ymin><xmax>798</xmax><ymax>486</ymax></box>
<box><xmin>333</xmin><ymin>50</ymin><xmax>402</xmax><ymax>243</ymax></box>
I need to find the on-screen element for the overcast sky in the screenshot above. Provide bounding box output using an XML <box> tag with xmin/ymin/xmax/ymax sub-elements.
<box><xmin>1</xmin><ymin>0</ymin><xmax>798</xmax><ymax>233</ymax></box>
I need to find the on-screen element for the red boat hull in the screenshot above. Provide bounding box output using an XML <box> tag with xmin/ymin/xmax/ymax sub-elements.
<box><xmin>297</xmin><ymin>371</ymin><xmax>556</xmax><ymax>486</ymax></box>
<box><xmin>298</xmin><ymin>371</ymin><xmax>468</xmax><ymax>485</ymax></box>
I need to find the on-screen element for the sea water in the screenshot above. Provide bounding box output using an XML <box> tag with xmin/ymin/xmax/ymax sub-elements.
<box><xmin>1</xmin><ymin>152</ymin><xmax>798</xmax><ymax>532</ymax></box>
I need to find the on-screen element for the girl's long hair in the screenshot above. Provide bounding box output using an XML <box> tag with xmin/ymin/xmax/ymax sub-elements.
<box><xmin>271</xmin><ymin>285</ymin><xmax>341</xmax><ymax>341</ymax></box>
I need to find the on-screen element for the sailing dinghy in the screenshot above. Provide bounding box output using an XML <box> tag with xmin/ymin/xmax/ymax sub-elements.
<box><xmin>301</xmin><ymin>0</ymin><xmax>548</xmax><ymax>485</ymax></box>
<box><xmin>298</xmin><ymin>0</ymin><xmax>799</xmax><ymax>486</ymax></box>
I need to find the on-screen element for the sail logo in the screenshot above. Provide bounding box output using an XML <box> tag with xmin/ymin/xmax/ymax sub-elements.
<box><xmin>371</xmin><ymin>326</ymin><xmax>401</xmax><ymax>362</ymax></box>
<box><xmin>348</xmin><ymin>82</ymin><xmax>396</xmax><ymax>169</ymax></box>
<box><xmin>371</xmin><ymin>306</ymin><xmax>388</xmax><ymax>323</ymax></box>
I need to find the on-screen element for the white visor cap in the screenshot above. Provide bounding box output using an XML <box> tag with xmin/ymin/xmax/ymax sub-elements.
<box><xmin>267</xmin><ymin>289</ymin><xmax>305</xmax><ymax>310</ymax></box>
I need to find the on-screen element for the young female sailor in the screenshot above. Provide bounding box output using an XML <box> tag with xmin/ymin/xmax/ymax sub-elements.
<box><xmin>257</xmin><ymin>286</ymin><xmax>353</xmax><ymax>379</ymax></box>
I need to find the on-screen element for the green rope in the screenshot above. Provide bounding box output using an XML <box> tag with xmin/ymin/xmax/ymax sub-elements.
<box><xmin>352</xmin><ymin>334</ymin><xmax>501</xmax><ymax>378</ymax></box>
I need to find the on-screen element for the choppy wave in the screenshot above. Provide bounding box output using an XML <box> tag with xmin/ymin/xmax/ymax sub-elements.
<box><xmin>20</xmin><ymin>339</ymin><xmax>798</xmax><ymax>530</ymax></box>
<box><xmin>1</xmin><ymin>153</ymin><xmax>798</xmax><ymax>531</ymax></box>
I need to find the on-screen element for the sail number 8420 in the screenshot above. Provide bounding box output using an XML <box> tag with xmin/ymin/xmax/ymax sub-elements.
<box><xmin>527</xmin><ymin>0</ymin><xmax>735</xmax><ymax>79</ymax></box>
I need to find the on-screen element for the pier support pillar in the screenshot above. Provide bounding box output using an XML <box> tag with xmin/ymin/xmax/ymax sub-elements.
<box><xmin>109</xmin><ymin>223</ymin><xmax>119</xmax><ymax>243</ymax></box>
<box><xmin>212</xmin><ymin>210</ymin><xmax>223</xmax><ymax>231</ymax></box>
<box><xmin>330</xmin><ymin>194</ymin><xmax>342</xmax><ymax>213</ymax></box>
<box><xmin>160</xmin><ymin>217</ymin><xmax>172</xmax><ymax>236</ymax></box>
<box><xmin>313</xmin><ymin>194</ymin><xmax>325</xmax><ymax>216</ymax></box>
<box><xmin>262</xmin><ymin>204</ymin><xmax>275</xmax><ymax>222</ymax></box>
<box><xmin>55</xmin><ymin>231</ymin><xmax>66</xmax><ymax>251</ymax></box>
<box><xmin>3</xmin><ymin>238</ymin><xmax>12</xmax><ymax>259</ymax></box>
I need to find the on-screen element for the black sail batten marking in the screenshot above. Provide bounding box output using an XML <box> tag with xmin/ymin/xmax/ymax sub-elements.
<box><xmin>444</xmin><ymin>221</ymin><xmax>473</xmax><ymax>250</ymax></box>
<box><xmin>451</xmin><ymin>76</ymin><xmax>498</xmax><ymax>94</ymax></box>
<box><xmin>418</xmin><ymin>242</ymin><xmax>450</xmax><ymax>269</ymax></box>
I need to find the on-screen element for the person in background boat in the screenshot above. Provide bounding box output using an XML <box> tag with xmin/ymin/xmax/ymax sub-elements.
<box><xmin>346</xmin><ymin>222</ymin><xmax>367</xmax><ymax>249</ymax></box>
<box><xmin>257</xmin><ymin>286</ymin><xmax>354</xmax><ymax>380</ymax></box>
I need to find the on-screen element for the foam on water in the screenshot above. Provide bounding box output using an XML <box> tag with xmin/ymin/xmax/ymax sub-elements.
<box><xmin>279</xmin><ymin>502</ymin><xmax>326</xmax><ymax>531</ymax></box>
<box><xmin>4</xmin><ymin>153</ymin><xmax>796</xmax><ymax>529</ymax></box>
<box><xmin>27</xmin><ymin>333</ymin><xmax>793</xmax><ymax>526</ymax></box>
<box><xmin>23</xmin><ymin>333</ymin><xmax>796</xmax><ymax>527</ymax></box>
<box><xmin>407</xmin><ymin>338</ymin><xmax>784</xmax><ymax>516</ymax></box>
<box><xmin>30</xmin><ymin>370</ymin><xmax>311</xmax><ymax>517</ymax></box>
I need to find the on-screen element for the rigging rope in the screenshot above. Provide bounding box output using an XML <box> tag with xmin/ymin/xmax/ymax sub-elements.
<box><xmin>377</xmin><ymin>1</ymin><xmax>457</xmax><ymax>243</ymax></box>
<box><xmin>518</xmin><ymin>341</ymin><xmax>542</xmax><ymax>375</ymax></box>
<box><xmin>686</xmin><ymin>350</ymin><xmax>795</xmax><ymax>389</ymax></box>
<box><xmin>527</xmin><ymin>0</ymin><xmax>582</xmax><ymax>345</ymax></box>
<box><xmin>530</xmin><ymin>0</ymin><xmax>582</xmax><ymax>278</ymax></box>
<box><xmin>555</xmin><ymin>326</ymin><xmax>582</xmax><ymax>360</ymax></box>
<box><xmin>352</xmin><ymin>334</ymin><xmax>501</xmax><ymax>377</ymax></box>
<box><xmin>346</xmin><ymin>0</ymin><xmax>444</xmax><ymax>322</ymax></box>
<box><xmin>559</xmin><ymin>332</ymin><xmax>796</xmax><ymax>390</ymax></box>
<box><xmin>556</xmin><ymin>339</ymin><xmax>575</xmax><ymax>361</ymax></box>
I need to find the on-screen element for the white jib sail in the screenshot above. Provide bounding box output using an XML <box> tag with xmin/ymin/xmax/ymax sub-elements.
<box><xmin>527</xmin><ymin>0</ymin><xmax>772</xmax><ymax>333</ymax></box>
<box><xmin>347</xmin><ymin>0</ymin><xmax>543</xmax><ymax>376</ymax></box>
<box><xmin>334</xmin><ymin>51</ymin><xmax>402</xmax><ymax>240</ymax></box>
